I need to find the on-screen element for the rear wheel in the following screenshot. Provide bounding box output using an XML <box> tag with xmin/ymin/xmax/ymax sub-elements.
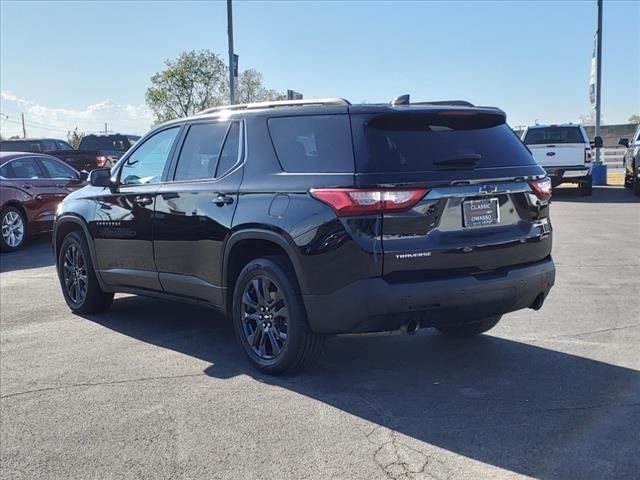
<box><xmin>579</xmin><ymin>176</ymin><xmax>593</xmax><ymax>196</ymax></box>
<box><xmin>232</xmin><ymin>256</ymin><xmax>323</xmax><ymax>375</ymax></box>
<box><xmin>436</xmin><ymin>315</ymin><xmax>501</xmax><ymax>338</ymax></box>
<box><xmin>58</xmin><ymin>231</ymin><xmax>113</xmax><ymax>314</ymax></box>
<box><xmin>1</xmin><ymin>206</ymin><xmax>26</xmax><ymax>252</ymax></box>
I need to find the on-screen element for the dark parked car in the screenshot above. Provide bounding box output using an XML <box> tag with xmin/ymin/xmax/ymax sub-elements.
<box><xmin>49</xmin><ymin>134</ymin><xmax>140</xmax><ymax>172</ymax></box>
<box><xmin>620</xmin><ymin>124</ymin><xmax>640</xmax><ymax>196</ymax></box>
<box><xmin>1</xmin><ymin>152</ymin><xmax>86</xmax><ymax>251</ymax></box>
<box><xmin>0</xmin><ymin>138</ymin><xmax>73</xmax><ymax>153</ymax></box>
<box><xmin>53</xmin><ymin>96</ymin><xmax>555</xmax><ymax>374</ymax></box>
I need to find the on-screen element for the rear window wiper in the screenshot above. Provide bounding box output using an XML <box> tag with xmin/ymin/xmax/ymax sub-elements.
<box><xmin>433</xmin><ymin>154</ymin><xmax>481</xmax><ymax>169</ymax></box>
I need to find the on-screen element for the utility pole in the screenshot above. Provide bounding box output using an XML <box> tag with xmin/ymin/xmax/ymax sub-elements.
<box><xmin>21</xmin><ymin>113</ymin><xmax>26</xmax><ymax>138</ymax></box>
<box><xmin>227</xmin><ymin>0</ymin><xmax>236</xmax><ymax>105</ymax></box>
<box><xmin>105</xmin><ymin>122</ymin><xmax>108</xmax><ymax>134</ymax></box>
<box><xmin>594</xmin><ymin>0</ymin><xmax>603</xmax><ymax>164</ymax></box>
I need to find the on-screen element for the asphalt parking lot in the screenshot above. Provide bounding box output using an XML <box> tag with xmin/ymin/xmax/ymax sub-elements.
<box><xmin>1</xmin><ymin>186</ymin><xmax>639</xmax><ymax>480</ymax></box>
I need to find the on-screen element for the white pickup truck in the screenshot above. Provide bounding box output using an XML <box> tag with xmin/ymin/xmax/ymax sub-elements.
<box><xmin>521</xmin><ymin>124</ymin><xmax>600</xmax><ymax>196</ymax></box>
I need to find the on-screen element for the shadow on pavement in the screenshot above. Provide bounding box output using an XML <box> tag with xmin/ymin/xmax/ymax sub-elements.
<box><xmin>552</xmin><ymin>185</ymin><xmax>640</xmax><ymax>203</ymax></box>
<box><xmin>0</xmin><ymin>234</ymin><xmax>55</xmax><ymax>273</ymax></box>
<box><xmin>84</xmin><ymin>295</ymin><xmax>640</xmax><ymax>479</ymax></box>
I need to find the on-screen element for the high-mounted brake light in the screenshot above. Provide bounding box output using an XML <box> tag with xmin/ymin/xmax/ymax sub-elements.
<box><xmin>310</xmin><ymin>188</ymin><xmax>429</xmax><ymax>216</ymax></box>
<box><xmin>529</xmin><ymin>177</ymin><xmax>552</xmax><ymax>201</ymax></box>
<box><xmin>96</xmin><ymin>155</ymin><xmax>108</xmax><ymax>167</ymax></box>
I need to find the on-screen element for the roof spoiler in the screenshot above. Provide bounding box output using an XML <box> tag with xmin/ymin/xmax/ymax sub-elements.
<box><xmin>390</xmin><ymin>94</ymin><xmax>476</xmax><ymax>108</ymax></box>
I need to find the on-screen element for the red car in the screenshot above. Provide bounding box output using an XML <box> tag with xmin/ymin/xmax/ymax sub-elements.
<box><xmin>1</xmin><ymin>152</ymin><xmax>86</xmax><ymax>251</ymax></box>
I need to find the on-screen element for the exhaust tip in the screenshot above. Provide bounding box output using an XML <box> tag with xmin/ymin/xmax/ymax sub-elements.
<box><xmin>530</xmin><ymin>293</ymin><xmax>545</xmax><ymax>311</ymax></box>
<box><xmin>401</xmin><ymin>319</ymin><xmax>420</xmax><ymax>335</ymax></box>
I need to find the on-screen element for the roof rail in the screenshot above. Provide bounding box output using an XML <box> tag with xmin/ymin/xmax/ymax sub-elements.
<box><xmin>412</xmin><ymin>100</ymin><xmax>476</xmax><ymax>107</ymax></box>
<box><xmin>197</xmin><ymin>97</ymin><xmax>351</xmax><ymax>115</ymax></box>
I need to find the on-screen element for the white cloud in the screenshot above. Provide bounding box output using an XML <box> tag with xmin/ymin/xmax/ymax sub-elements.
<box><xmin>0</xmin><ymin>91</ymin><xmax>154</xmax><ymax>139</ymax></box>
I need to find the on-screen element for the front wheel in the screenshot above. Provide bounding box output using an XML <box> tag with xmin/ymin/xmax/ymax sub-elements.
<box><xmin>436</xmin><ymin>315</ymin><xmax>501</xmax><ymax>338</ymax></box>
<box><xmin>232</xmin><ymin>256</ymin><xmax>323</xmax><ymax>375</ymax></box>
<box><xmin>1</xmin><ymin>206</ymin><xmax>26</xmax><ymax>252</ymax></box>
<box><xmin>58</xmin><ymin>231</ymin><xmax>113</xmax><ymax>314</ymax></box>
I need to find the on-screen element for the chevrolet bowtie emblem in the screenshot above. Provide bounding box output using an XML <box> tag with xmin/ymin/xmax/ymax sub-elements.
<box><xmin>479</xmin><ymin>185</ymin><xmax>498</xmax><ymax>194</ymax></box>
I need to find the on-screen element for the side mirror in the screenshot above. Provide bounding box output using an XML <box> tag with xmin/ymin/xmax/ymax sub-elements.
<box><xmin>618</xmin><ymin>138</ymin><xmax>630</xmax><ymax>148</ymax></box>
<box><xmin>89</xmin><ymin>168</ymin><xmax>111</xmax><ymax>187</ymax></box>
<box><xmin>592</xmin><ymin>136</ymin><xmax>604</xmax><ymax>148</ymax></box>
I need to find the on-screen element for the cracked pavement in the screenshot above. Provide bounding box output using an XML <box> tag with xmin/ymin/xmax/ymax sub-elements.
<box><xmin>1</xmin><ymin>186</ymin><xmax>639</xmax><ymax>479</ymax></box>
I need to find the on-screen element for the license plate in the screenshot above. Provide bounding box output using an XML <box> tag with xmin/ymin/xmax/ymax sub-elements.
<box><xmin>463</xmin><ymin>198</ymin><xmax>500</xmax><ymax>228</ymax></box>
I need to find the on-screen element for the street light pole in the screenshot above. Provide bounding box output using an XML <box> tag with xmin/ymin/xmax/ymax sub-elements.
<box><xmin>227</xmin><ymin>0</ymin><xmax>236</xmax><ymax>105</ymax></box>
<box><xmin>594</xmin><ymin>0</ymin><xmax>603</xmax><ymax>164</ymax></box>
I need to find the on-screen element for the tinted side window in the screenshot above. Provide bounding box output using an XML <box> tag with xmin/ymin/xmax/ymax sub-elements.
<box><xmin>174</xmin><ymin>122</ymin><xmax>229</xmax><ymax>181</ymax></box>
<box><xmin>216</xmin><ymin>122</ymin><xmax>241</xmax><ymax>177</ymax></box>
<box><xmin>56</xmin><ymin>141</ymin><xmax>72</xmax><ymax>150</ymax></box>
<box><xmin>0</xmin><ymin>141</ymin><xmax>42</xmax><ymax>152</ymax></box>
<box><xmin>120</xmin><ymin>127</ymin><xmax>180</xmax><ymax>185</ymax></box>
<box><xmin>41</xmin><ymin>140</ymin><xmax>56</xmax><ymax>151</ymax></box>
<box><xmin>1</xmin><ymin>158</ymin><xmax>47</xmax><ymax>179</ymax></box>
<box><xmin>267</xmin><ymin>115</ymin><xmax>354</xmax><ymax>173</ymax></box>
<box><xmin>39</xmin><ymin>157</ymin><xmax>78</xmax><ymax>179</ymax></box>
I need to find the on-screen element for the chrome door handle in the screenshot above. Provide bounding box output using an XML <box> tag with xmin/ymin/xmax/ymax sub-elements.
<box><xmin>21</xmin><ymin>184</ymin><xmax>33</xmax><ymax>189</ymax></box>
<box><xmin>213</xmin><ymin>194</ymin><xmax>234</xmax><ymax>206</ymax></box>
<box><xmin>132</xmin><ymin>195</ymin><xmax>153</xmax><ymax>206</ymax></box>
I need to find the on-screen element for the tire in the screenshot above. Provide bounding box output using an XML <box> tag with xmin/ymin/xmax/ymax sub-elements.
<box><xmin>579</xmin><ymin>176</ymin><xmax>593</xmax><ymax>196</ymax></box>
<box><xmin>436</xmin><ymin>315</ymin><xmax>501</xmax><ymax>338</ymax></box>
<box><xmin>232</xmin><ymin>256</ymin><xmax>323</xmax><ymax>375</ymax></box>
<box><xmin>0</xmin><ymin>206</ymin><xmax>27</xmax><ymax>252</ymax></box>
<box><xmin>57</xmin><ymin>231</ymin><xmax>114</xmax><ymax>314</ymax></box>
<box><xmin>634</xmin><ymin>166</ymin><xmax>640</xmax><ymax>197</ymax></box>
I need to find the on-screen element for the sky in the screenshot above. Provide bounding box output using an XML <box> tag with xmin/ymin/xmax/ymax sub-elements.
<box><xmin>1</xmin><ymin>0</ymin><xmax>638</xmax><ymax>139</ymax></box>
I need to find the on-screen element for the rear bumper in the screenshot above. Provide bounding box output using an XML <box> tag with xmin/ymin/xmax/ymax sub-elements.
<box><xmin>303</xmin><ymin>257</ymin><xmax>555</xmax><ymax>334</ymax></box>
<box><xmin>544</xmin><ymin>166</ymin><xmax>591</xmax><ymax>183</ymax></box>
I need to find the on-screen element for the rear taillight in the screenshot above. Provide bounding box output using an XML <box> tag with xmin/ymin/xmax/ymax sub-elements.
<box><xmin>310</xmin><ymin>188</ymin><xmax>429</xmax><ymax>216</ymax></box>
<box><xmin>96</xmin><ymin>155</ymin><xmax>108</xmax><ymax>167</ymax></box>
<box><xmin>585</xmin><ymin>148</ymin><xmax>592</xmax><ymax>164</ymax></box>
<box><xmin>529</xmin><ymin>177</ymin><xmax>552</xmax><ymax>201</ymax></box>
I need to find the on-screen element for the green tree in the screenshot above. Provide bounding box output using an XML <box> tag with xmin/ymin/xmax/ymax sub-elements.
<box><xmin>67</xmin><ymin>127</ymin><xmax>85</xmax><ymax>149</ymax></box>
<box><xmin>146</xmin><ymin>50</ymin><xmax>228</xmax><ymax>123</ymax></box>
<box><xmin>628</xmin><ymin>114</ymin><xmax>640</xmax><ymax>124</ymax></box>
<box><xmin>237</xmin><ymin>69</ymin><xmax>285</xmax><ymax>103</ymax></box>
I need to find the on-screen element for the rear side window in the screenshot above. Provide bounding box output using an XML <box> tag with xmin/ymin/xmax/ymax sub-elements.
<box><xmin>0</xmin><ymin>157</ymin><xmax>47</xmax><ymax>179</ymax></box>
<box><xmin>174</xmin><ymin>122</ymin><xmax>229</xmax><ymax>181</ymax></box>
<box><xmin>215</xmin><ymin>122</ymin><xmax>241</xmax><ymax>177</ymax></box>
<box><xmin>523</xmin><ymin>127</ymin><xmax>585</xmax><ymax>145</ymax></box>
<box><xmin>267</xmin><ymin>115</ymin><xmax>354</xmax><ymax>173</ymax></box>
<box><xmin>351</xmin><ymin>112</ymin><xmax>536</xmax><ymax>173</ymax></box>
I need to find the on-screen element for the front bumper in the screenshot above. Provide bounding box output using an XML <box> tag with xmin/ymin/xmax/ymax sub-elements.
<box><xmin>303</xmin><ymin>257</ymin><xmax>556</xmax><ymax>334</ymax></box>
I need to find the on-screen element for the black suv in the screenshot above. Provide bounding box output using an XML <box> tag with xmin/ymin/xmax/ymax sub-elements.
<box><xmin>53</xmin><ymin>97</ymin><xmax>556</xmax><ymax>374</ymax></box>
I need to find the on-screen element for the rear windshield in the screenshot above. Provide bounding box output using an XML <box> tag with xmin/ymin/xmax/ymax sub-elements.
<box><xmin>523</xmin><ymin>127</ymin><xmax>585</xmax><ymax>145</ymax></box>
<box><xmin>267</xmin><ymin>115</ymin><xmax>354</xmax><ymax>173</ymax></box>
<box><xmin>351</xmin><ymin>112</ymin><xmax>536</xmax><ymax>173</ymax></box>
<box><xmin>79</xmin><ymin>135</ymin><xmax>132</xmax><ymax>151</ymax></box>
